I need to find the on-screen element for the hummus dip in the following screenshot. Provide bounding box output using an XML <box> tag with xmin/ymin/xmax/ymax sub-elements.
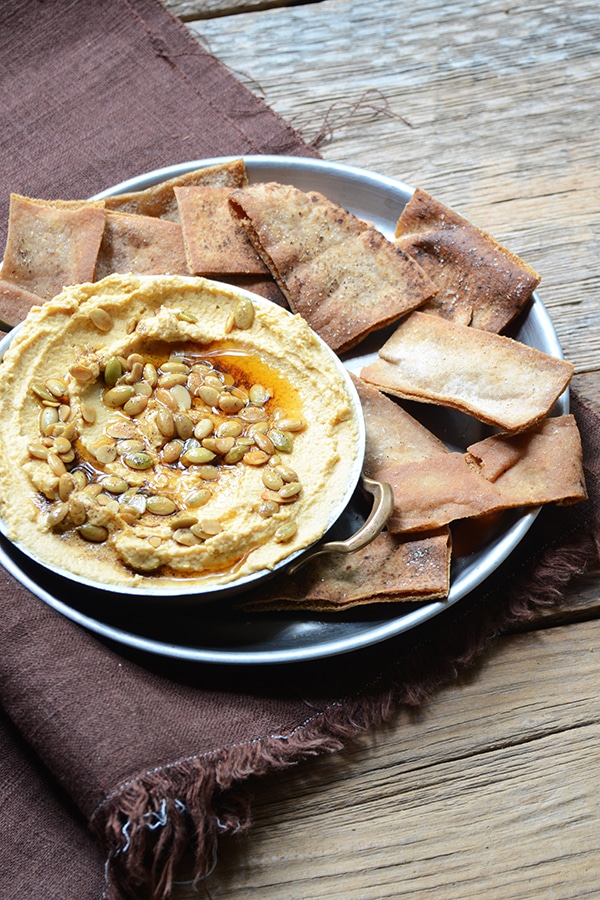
<box><xmin>0</xmin><ymin>274</ymin><xmax>362</xmax><ymax>593</ymax></box>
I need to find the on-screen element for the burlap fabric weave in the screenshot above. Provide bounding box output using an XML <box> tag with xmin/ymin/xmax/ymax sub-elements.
<box><xmin>1</xmin><ymin>2</ymin><xmax>598</xmax><ymax>898</ymax></box>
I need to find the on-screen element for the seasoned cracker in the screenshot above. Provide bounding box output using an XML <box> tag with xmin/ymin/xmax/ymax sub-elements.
<box><xmin>238</xmin><ymin>529</ymin><xmax>451</xmax><ymax>611</ymax></box>
<box><xmin>466</xmin><ymin>414</ymin><xmax>587</xmax><ymax>506</ymax></box>
<box><xmin>229</xmin><ymin>182</ymin><xmax>437</xmax><ymax>352</ymax></box>
<box><xmin>94</xmin><ymin>211</ymin><xmax>188</xmax><ymax>279</ymax></box>
<box><xmin>394</xmin><ymin>188</ymin><xmax>541</xmax><ymax>332</ymax></box>
<box><xmin>361</xmin><ymin>311</ymin><xmax>573</xmax><ymax>432</ymax></box>
<box><xmin>104</xmin><ymin>159</ymin><xmax>248</xmax><ymax>221</ymax></box>
<box><xmin>1</xmin><ymin>194</ymin><xmax>105</xmax><ymax>300</ymax></box>
<box><xmin>175</xmin><ymin>185</ymin><xmax>268</xmax><ymax>275</ymax></box>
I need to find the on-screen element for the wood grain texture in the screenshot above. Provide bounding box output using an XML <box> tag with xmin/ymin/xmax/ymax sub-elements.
<box><xmin>173</xmin><ymin>621</ymin><xmax>600</xmax><ymax>898</ymax></box>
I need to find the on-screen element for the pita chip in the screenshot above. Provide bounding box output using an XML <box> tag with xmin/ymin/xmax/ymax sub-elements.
<box><xmin>1</xmin><ymin>194</ymin><xmax>105</xmax><ymax>301</ymax></box>
<box><xmin>175</xmin><ymin>186</ymin><xmax>268</xmax><ymax>275</ymax></box>
<box><xmin>394</xmin><ymin>188</ymin><xmax>541</xmax><ymax>333</ymax></box>
<box><xmin>0</xmin><ymin>279</ymin><xmax>43</xmax><ymax>330</ymax></box>
<box><xmin>238</xmin><ymin>529</ymin><xmax>451</xmax><ymax>611</ymax></box>
<box><xmin>224</xmin><ymin>274</ymin><xmax>288</xmax><ymax>308</ymax></box>
<box><xmin>94</xmin><ymin>212</ymin><xmax>188</xmax><ymax>280</ymax></box>
<box><xmin>466</xmin><ymin>414</ymin><xmax>587</xmax><ymax>506</ymax></box>
<box><xmin>381</xmin><ymin>452</ymin><xmax>505</xmax><ymax>534</ymax></box>
<box><xmin>229</xmin><ymin>182</ymin><xmax>438</xmax><ymax>352</ymax></box>
<box><xmin>361</xmin><ymin>311</ymin><xmax>573</xmax><ymax>432</ymax></box>
<box><xmin>350</xmin><ymin>374</ymin><xmax>448</xmax><ymax>479</ymax></box>
<box><xmin>103</xmin><ymin>159</ymin><xmax>248</xmax><ymax>221</ymax></box>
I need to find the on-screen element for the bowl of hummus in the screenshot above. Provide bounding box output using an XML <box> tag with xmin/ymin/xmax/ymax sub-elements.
<box><xmin>0</xmin><ymin>274</ymin><xmax>367</xmax><ymax>597</ymax></box>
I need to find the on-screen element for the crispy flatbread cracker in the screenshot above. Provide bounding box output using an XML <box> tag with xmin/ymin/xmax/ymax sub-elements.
<box><xmin>0</xmin><ymin>279</ymin><xmax>43</xmax><ymax>329</ymax></box>
<box><xmin>229</xmin><ymin>182</ymin><xmax>438</xmax><ymax>352</ymax></box>
<box><xmin>0</xmin><ymin>194</ymin><xmax>106</xmax><ymax>300</ymax></box>
<box><xmin>361</xmin><ymin>311</ymin><xmax>573</xmax><ymax>432</ymax></box>
<box><xmin>466</xmin><ymin>414</ymin><xmax>587</xmax><ymax>506</ymax></box>
<box><xmin>103</xmin><ymin>159</ymin><xmax>248</xmax><ymax>221</ymax></box>
<box><xmin>350</xmin><ymin>374</ymin><xmax>448</xmax><ymax>478</ymax></box>
<box><xmin>94</xmin><ymin>212</ymin><xmax>188</xmax><ymax>280</ymax></box>
<box><xmin>394</xmin><ymin>188</ymin><xmax>541</xmax><ymax>333</ymax></box>
<box><xmin>381</xmin><ymin>452</ymin><xmax>504</xmax><ymax>533</ymax></box>
<box><xmin>175</xmin><ymin>186</ymin><xmax>268</xmax><ymax>275</ymax></box>
<box><xmin>238</xmin><ymin>529</ymin><xmax>451</xmax><ymax>611</ymax></box>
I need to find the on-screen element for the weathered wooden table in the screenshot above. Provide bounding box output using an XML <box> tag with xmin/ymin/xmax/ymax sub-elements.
<box><xmin>161</xmin><ymin>1</ymin><xmax>600</xmax><ymax>896</ymax></box>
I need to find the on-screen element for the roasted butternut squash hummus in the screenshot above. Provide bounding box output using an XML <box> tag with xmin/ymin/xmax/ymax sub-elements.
<box><xmin>0</xmin><ymin>274</ymin><xmax>362</xmax><ymax>592</ymax></box>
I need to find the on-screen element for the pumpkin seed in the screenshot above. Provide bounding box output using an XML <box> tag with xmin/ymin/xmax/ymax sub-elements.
<box><xmin>123</xmin><ymin>394</ymin><xmax>148</xmax><ymax>416</ymax></box>
<box><xmin>103</xmin><ymin>357</ymin><xmax>122</xmax><ymax>387</ymax></box>
<box><xmin>80</xmin><ymin>402</ymin><xmax>96</xmax><ymax>425</ymax></box>
<box><xmin>156</xmin><ymin>407</ymin><xmax>175</xmax><ymax>438</ymax></box>
<box><xmin>161</xmin><ymin>360</ymin><xmax>190</xmax><ymax>374</ymax></box>
<box><xmin>216</xmin><ymin>419</ymin><xmax>244</xmax><ymax>438</ymax></box>
<box><xmin>123</xmin><ymin>451</ymin><xmax>154</xmax><ymax>470</ymax></box>
<box><xmin>275</xmin><ymin>417</ymin><xmax>306</xmax><ymax>433</ymax></box>
<box><xmin>40</xmin><ymin>406</ymin><xmax>59</xmax><ymax>435</ymax></box>
<box><xmin>197</xmin><ymin>385</ymin><xmax>220</xmax><ymax>407</ymax></box>
<box><xmin>181</xmin><ymin>446</ymin><xmax>216</xmax><ymax>466</ymax></box>
<box><xmin>170</xmin><ymin>512</ymin><xmax>199</xmax><ymax>530</ymax></box>
<box><xmin>170</xmin><ymin>383</ymin><xmax>192</xmax><ymax>410</ymax></box>
<box><xmin>89</xmin><ymin>307</ymin><xmax>113</xmax><ymax>332</ymax></box>
<box><xmin>115</xmin><ymin>439</ymin><xmax>145</xmax><ymax>456</ymax></box>
<box><xmin>275</xmin><ymin>465</ymin><xmax>299</xmax><ymax>483</ymax></box>
<box><xmin>69</xmin><ymin>363</ymin><xmax>97</xmax><ymax>383</ymax></box>
<box><xmin>184</xmin><ymin>488</ymin><xmax>212</xmax><ymax>508</ymax></box>
<box><xmin>95</xmin><ymin>443</ymin><xmax>117</xmax><ymax>465</ymax></box>
<box><xmin>47</xmin><ymin>502</ymin><xmax>69</xmax><ymax>528</ymax></box>
<box><xmin>218</xmin><ymin>393</ymin><xmax>246</xmax><ymax>414</ymax></box>
<box><xmin>258</xmin><ymin>499</ymin><xmax>279</xmax><ymax>518</ymax></box>
<box><xmin>161</xmin><ymin>439</ymin><xmax>184</xmax><ymax>463</ymax></box>
<box><xmin>146</xmin><ymin>495</ymin><xmax>176</xmax><ymax>515</ymax></box>
<box><xmin>172</xmin><ymin>528</ymin><xmax>200</xmax><ymax>546</ymax></box>
<box><xmin>71</xmin><ymin>469</ymin><xmax>88</xmax><ymax>490</ymax></box>
<box><xmin>155</xmin><ymin>387</ymin><xmax>178</xmax><ymax>411</ymax></box>
<box><xmin>193</xmin><ymin>418</ymin><xmax>214</xmax><ymax>440</ymax></box>
<box><xmin>274</xmin><ymin>521</ymin><xmax>298</xmax><ymax>543</ymax></box>
<box><xmin>57</xmin><ymin>473</ymin><xmax>75</xmax><ymax>502</ymax></box>
<box><xmin>53</xmin><ymin>436</ymin><xmax>72</xmax><ymax>455</ymax></box>
<box><xmin>254</xmin><ymin>432</ymin><xmax>275</xmax><ymax>455</ymax></box>
<box><xmin>269</xmin><ymin>429</ymin><xmax>293</xmax><ymax>453</ymax></box>
<box><xmin>174</xmin><ymin>412</ymin><xmax>194</xmax><ymax>440</ymax></box>
<box><xmin>104</xmin><ymin>385</ymin><xmax>135</xmax><ymax>407</ymax></box>
<box><xmin>32</xmin><ymin>382</ymin><xmax>55</xmax><ymax>402</ymax></box>
<box><xmin>28</xmin><ymin>441</ymin><xmax>48</xmax><ymax>460</ymax></box>
<box><xmin>194</xmin><ymin>465</ymin><xmax>220</xmax><ymax>481</ymax></box>
<box><xmin>134</xmin><ymin>381</ymin><xmax>153</xmax><ymax>398</ymax></box>
<box><xmin>249</xmin><ymin>384</ymin><xmax>270</xmax><ymax>405</ymax></box>
<box><xmin>223</xmin><ymin>445</ymin><xmax>247</xmax><ymax>464</ymax></box>
<box><xmin>279</xmin><ymin>481</ymin><xmax>302</xmax><ymax>499</ymax></box>
<box><xmin>143</xmin><ymin>363</ymin><xmax>158</xmax><ymax>387</ymax></box>
<box><xmin>238</xmin><ymin>406</ymin><xmax>268</xmax><ymax>423</ymax></box>
<box><xmin>78</xmin><ymin>522</ymin><xmax>109</xmax><ymax>542</ymax></box>
<box><xmin>262</xmin><ymin>469</ymin><xmax>284</xmax><ymax>491</ymax></box>
<box><xmin>46</xmin><ymin>378</ymin><xmax>68</xmax><ymax>398</ymax></box>
<box><xmin>101</xmin><ymin>475</ymin><xmax>129</xmax><ymax>494</ymax></box>
<box><xmin>233</xmin><ymin>297</ymin><xmax>255</xmax><ymax>329</ymax></box>
<box><xmin>119</xmin><ymin>505</ymin><xmax>142</xmax><ymax>524</ymax></box>
<box><xmin>243</xmin><ymin>449</ymin><xmax>270</xmax><ymax>466</ymax></box>
<box><xmin>47</xmin><ymin>452</ymin><xmax>67</xmax><ymax>476</ymax></box>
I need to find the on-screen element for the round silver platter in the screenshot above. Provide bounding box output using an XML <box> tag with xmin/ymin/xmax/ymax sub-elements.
<box><xmin>0</xmin><ymin>156</ymin><xmax>568</xmax><ymax>664</ymax></box>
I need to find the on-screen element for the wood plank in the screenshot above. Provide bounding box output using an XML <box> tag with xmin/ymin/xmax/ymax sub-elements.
<box><xmin>163</xmin><ymin>0</ymin><xmax>309</xmax><ymax>22</ymax></box>
<box><xmin>186</xmin><ymin>0</ymin><xmax>600</xmax><ymax>375</ymax></box>
<box><xmin>171</xmin><ymin>619</ymin><xmax>600</xmax><ymax>897</ymax></box>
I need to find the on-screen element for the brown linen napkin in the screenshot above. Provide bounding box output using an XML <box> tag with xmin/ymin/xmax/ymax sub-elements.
<box><xmin>1</xmin><ymin>3</ymin><xmax>599</xmax><ymax>899</ymax></box>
